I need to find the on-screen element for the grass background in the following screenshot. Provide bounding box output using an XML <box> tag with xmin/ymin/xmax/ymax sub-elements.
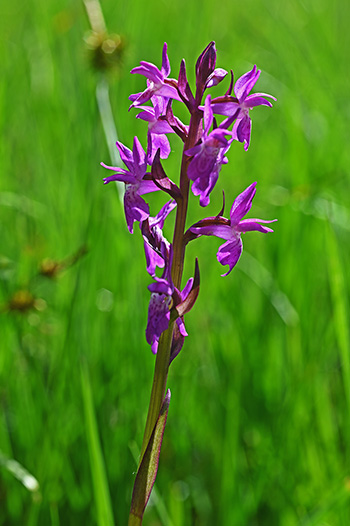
<box><xmin>1</xmin><ymin>0</ymin><xmax>350</xmax><ymax>524</ymax></box>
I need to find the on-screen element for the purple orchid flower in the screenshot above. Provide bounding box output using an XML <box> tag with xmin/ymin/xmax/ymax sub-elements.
<box><xmin>189</xmin><ymin>182</ymin><xmax>276</xmax><ymax>275</ymax></box>
<box><xmin>141</xmin><ymin>199</ymin><xmax>177</xmax><ymax>277</ymax></box>
<box><xmin>146</xmin><ymin>244</ymin><xmax>174</xmax><ymax>354</ymax></box>
<box><xmin>129</xmin><ymin>43</ymin><xmax>181</xmax><ymax>109</ymax></box>
<box><xmin>147</xmin><ymin>273</ymin><xmax>195</xmax><ymax>357</ymax></box>
<box><xmin>168</xmin><ymin>277</ymin><xmax>193</xmax><ymax>363</ymax></box>
<box><xmin>136</xmin><ymin>96</ymin><xmax>174</xmax><ymax>161</ymax></box>
<box><xmin>146</xmin><ymin>246</ymin><xmax>198</xmax><ymax>356</ymax></box>
<box><xmin>211</xmin><ymin>65</ymin><xmax>276</xmax><ymax>151</ymax></box>
<box><xmin>146</xmin><ymin>278</ymin><xmax>174</xmax><ymax>354</ymax></box>
<box><xmin>185</xmin><ymin>95</ymin><xmax>234</xmax><ymax>207</ymax></box>
<box><xmin>101</xmin><ymin>137</ymin><xmax>159</xmax><ymax>233</ymax></box>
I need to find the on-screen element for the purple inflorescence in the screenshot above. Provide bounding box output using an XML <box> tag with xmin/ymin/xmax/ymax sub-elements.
<box><xmin>101</xmin><ymin>42</ymin><xmax>276</xmax><ymax>356</ymax></box>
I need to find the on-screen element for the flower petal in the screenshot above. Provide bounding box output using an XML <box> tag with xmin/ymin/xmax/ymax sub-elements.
<box><xmin>190</xmin><ymin>223</ymin><xmax>233</xmax><ymax>240</ymax></box>
<box><xmin>138</xmin><ymin>179</ymin><xmax>159</xmax><ymax>195</ymax></box>
<box><xmin>150</xmin><ymin>200</ymin><xmax>177</xmax><ymax>229</ymax></box>
<box><xmin>132</xmin><ymin>136</ymin><xmax>147</xmax><ymax>178</ymax></box>
<box><xmin>146</xmin><ymin>293</ymin><xmax>171</xmax><ymax>345</ymax></box>
<box><xmin>144</xmin><ymin>241</ymin><xmax>165</xmax><ymax>277</ymax></box>
<box><xmin>233</xmin><ymin>116</ymin><xmax>252</xmax><ymax>150</ymax></box>
<box><xmin>234</xmin><ymin>65</ymin><xmax>260</xmax><ymax>101</ymax></box>
<box><xmin>131</xmin><ymin>62</ymin><xmax>163</xmax><ymax>84</ymax></box>
<box><xmin>206</xmin><ymin>68</ymin><xmax>228</xmax><ymax>88</ymax></box>
<box><xmin>102</xmin><ymin>172</ymin><xmax>135</xmax><ymax>185</ymax></box>
<box><xmin>115</xmin><ymin>141</ymin><xmax>134</xmax><ymax>170</ymax></box>
<box><xmin>136</xmin><ymin>108</ymin><xmax>156</xmax><ymax>123</ymax></box>
<box><xmin>129</xmin><ymin>85</ymin><xmax>156</xmax><ymax>108</ymax></box>
<box><xmin>229</xmin><ymin>182</ymin><xmax>256</xmax><ymax>224</ymax></box>
<box><xmin>155</xmin><ymin>84</ymin><xmax>182</xmax><ymax>101</ymax></box>
<box><xmin>217</xmin><ymin>237</ymin><xmax>243</xmax><ymax>276</ymax></box>
<box><xmin>211</xmin><ymin>101</ymin><xmax>240</xmax><ymax>116</ymax></box>
<box><xmin>237</xmin><ymin>218</ymin><xmax>277</xmax><ymax>233</ymax></box>
<box><xmin>244</xmin><ymin>94</ymin><xmax>275</xmax><ymax>108</ymax></box>
<box><xmin>149</xmin><ymin>119</ymin><xmax>174</xmax><ymax>135</ymax></box>
<box><xmin>203</xmin><ymin>95</ymin><xmax>213</xmax><ymax>136</ymax></box>
<box><xmin>124</xmin><ymin>187</ymin><xmax>150</xmax><ymax>233</ymax></box>
<box><xmin>148</xmin><ymin>133</ymin><xmax>171</xmax><ymax>160</ymax></box>
<box><xmin>187</xmin><ymin>145</ymin><xmax>218</xmax><ymax>183</ymax></box>
<box><xmin>148</xmin><ymin>277</ymin><xmax>173</xmax><ymax>296</ymax></box>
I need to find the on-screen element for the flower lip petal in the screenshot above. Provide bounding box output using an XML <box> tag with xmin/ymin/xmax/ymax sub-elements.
<box><xmin>123</xmin><ymin>190</ymin><xmax>150</xmax><ymax>233</ymax></box>
<box><xmin>146</xmin><ymin>296</ymin><xmax>170</xmax><ymax>345</ymax></box>
<box><xmin>233</xmin><ymin>116</ymin><xmax>251</xmax><ymax>150</ymax></box>
<box><xmin>217</xmin><ymin>238</ymin><xmax>243</xmax><ymax>276</ymax></box>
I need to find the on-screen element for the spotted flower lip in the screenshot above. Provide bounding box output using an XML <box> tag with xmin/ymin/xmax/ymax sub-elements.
<box><xmin>129</xmin><ymin>43</ymin><xmax>182</xmax><ymax>109</ymax></box>
<box><xmin>189</xmin><ymin>182</ymin><xmax>277</xmax><ymax>275</ymax></box>
<box><xmin>101</xmin><ymin>136</ymin><xmax>159</xmax><ymax>233</ymax></box>
<box><xmin>211</xmin><ymin>65</ymin><xmax>276</xmax><ymax>150</ymax></box>
<box><xmin>185</xmin><ymin>95</ymin><xmax>234</xmax><ymax>207</ymax></box>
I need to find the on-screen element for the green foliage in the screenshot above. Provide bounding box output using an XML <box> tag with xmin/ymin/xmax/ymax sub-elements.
<box><xmin>1</xmin><ymin>0</ymin><xmax>350</xmax><ymax>524</ymax></box>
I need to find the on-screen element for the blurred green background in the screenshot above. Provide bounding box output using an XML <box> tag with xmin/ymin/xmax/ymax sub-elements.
<box><xmin>1</xmin><ymin>0</ymin><xmax>350</xmax><ymax>524</ymax></box>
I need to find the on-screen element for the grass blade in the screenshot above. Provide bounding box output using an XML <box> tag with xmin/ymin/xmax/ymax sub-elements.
<box><xmin>80</xmin><ymin>360</ymin><xmax>114</xmax><ymax>526</ymax></box>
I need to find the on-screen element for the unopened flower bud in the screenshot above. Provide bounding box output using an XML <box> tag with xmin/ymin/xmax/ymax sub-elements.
<box><xmin>195</xmin><ymin>41</ymin><xmax>216</xmax><ymax>93</ymax></box>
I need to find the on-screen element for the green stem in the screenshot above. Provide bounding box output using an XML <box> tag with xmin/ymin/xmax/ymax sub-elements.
<box><xmin>139</xmin><ymin>323</ymin><xmax>174</xmax><ymax>462</ymax></box>
<box><xmin>128</xmin><ymin>513</ymin><xmax>142</xmax><ymax>526</ymax></box>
